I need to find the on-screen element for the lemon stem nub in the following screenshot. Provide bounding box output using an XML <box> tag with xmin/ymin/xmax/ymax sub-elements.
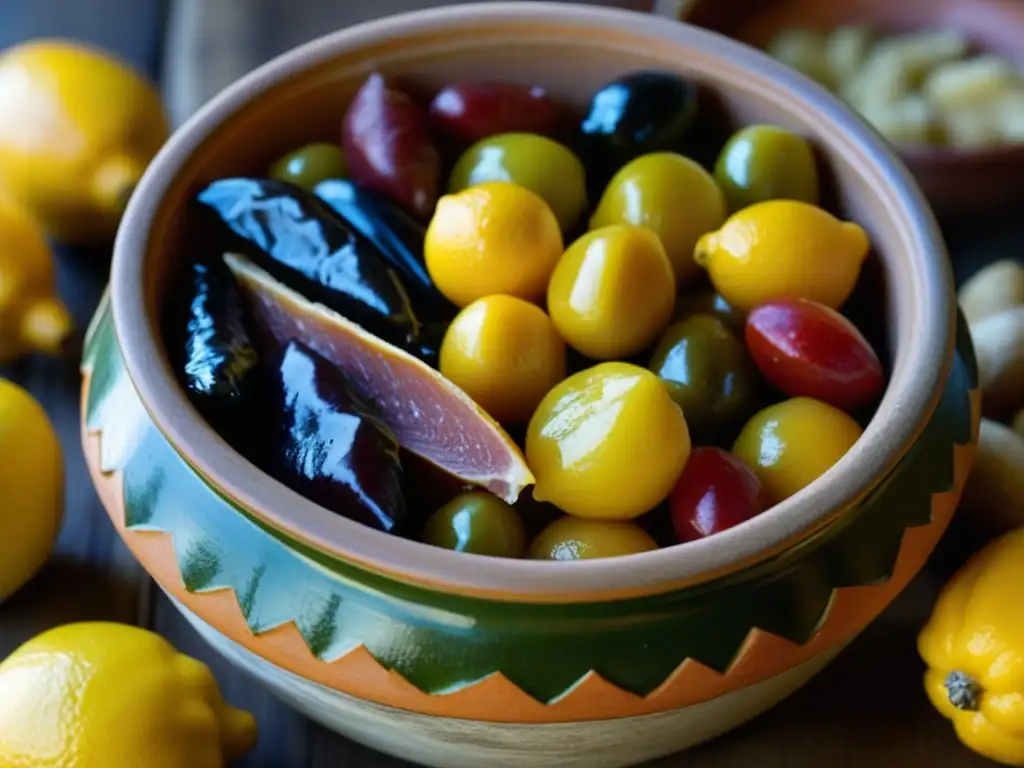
<box><xmin>219</xmin><ymin>704</ymin><xmax>259</xmax><ymax>760</ymax></box>
<box><xmin>21</xmin><ymin>297</ymin><xmax>73</xmax><ymax>355</ymax></box>
<box><xmin>92</xmin><ymin>154</ymin><xmax>145</xmax><ymax>213</ymax></box>
<box><xmin>945</xmin><ymin>670</ymin><xmax>982</xmax><ymax>712</ymax></box>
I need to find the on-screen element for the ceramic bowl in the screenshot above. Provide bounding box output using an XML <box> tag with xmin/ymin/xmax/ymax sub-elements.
<box><xmin>684</xmin><ymin>0</ymin><xmax>1024</xmax><ymax>218</ymax></box>
<box><xmin>80</xmin><ymin>4</ymin><xmax>979</xmax><ymax>767</ymax></box>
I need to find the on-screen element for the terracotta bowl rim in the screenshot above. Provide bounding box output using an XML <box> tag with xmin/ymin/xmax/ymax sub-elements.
<box><xmin>109</xmin><ymin>1</ymin><xmax>953</xmax><ymax>597</ymax></box>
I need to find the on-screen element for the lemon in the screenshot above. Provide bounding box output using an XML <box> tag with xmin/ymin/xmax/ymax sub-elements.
<box><xmin>0</xmin><ymin>623</ymin><xmax>257</xmax><ymax>767</ymax></box>
<box><xmin>0</xmin><ymin>40</ymin><xmax>169</xmax><ymax>244</ymax></box>
<box><xmin>0</xmin><ymin>195</ymin><xmax>73</xmax><ymax>363</ymax></box>
<box><xmin>526</xmin><ymin>362</ymin><xmax>691</xmax><ymax>520</ymax></box>
<box><xmin>694</xmin><ymin>200</ymin><xmax>870</xmax><ymax>311</ymax></box>
<box><xmin>425</xmin><ymin>181</ymin><xmax>563</xmax><ymax>307</ymax></box>
<box><xmin>0</xmin><ymin>378</ymin><xmax>62</xmax><ymax>602</ymax></box>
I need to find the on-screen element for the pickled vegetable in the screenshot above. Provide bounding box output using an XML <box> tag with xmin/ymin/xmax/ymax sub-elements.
<box><xmin>590</xmin><ymin>151</ymin><xmax>725</xmax><ymax>284</ymax></box>
<box><xmin>176</xmin><ymin>255</ymin><xmax>258</xmax><ymax>416</ymax></box>
<box><xmin>196</xmin><ymin>177</ymin><xmax>433</xmax><ymax>361</ymax></box>
<box><xmin>227</xmin><ymin>253</ymin><xmax>534</xmax><ymax>503</ymax></box>
<box><xmin>528</xmin><ymin>517</ymin><xmax>658</xmax><ymax>560</ymax></box>
<box><xmin>745</xmin><ymin>298</ymin><xmax>884</xmax><ymax>411</ymax></box>
<box><xmin>526</xmin><ymin>362</ymin><xmax>691</xmax><ymax>520</ymax></box>
<box><xmin>733</xmin><ymin>397</ymin><xmax>863</xmax><ymax>504</ymax></box>
<box><xmin>313</xmin><ymin>178</ymin><xmax>455</xmax><ymax>319</ymax></box>
<box><xmin>269</xmin><ymin>142</ymin><xmax>347</xmax><ymax>189</ymax></box>
<box><xmin>649</xmin><ymin>315</ymin><xmax>759</xmax><ymax>443</ymax></box>
<box><xmin>424</xmin><ymin>181</ymin><xmax>563</xmax><ymax>308</ymax></box>
<box><xmin>263</xmin><ymin>340</ymin><xmax>404</xmax><ymax>531</ymax></box>
<box><xmin>428</xmin><ymin>81</ymin><xmax>561</xmax><ymax>143</ymax></box>
<box><xmin>575</xmin><ymin>71</ymin><xmax>699</xmax><ymax>200</ymax></box>
<box><xmin>448</xmin><ymin>132</ymin><xmax>588</xmax><ymax>232</ymax></box>
<box><xmin>547</xmin><ymin>224</ymin><xmax>675</xmax><ymax>360</ymax></box>
<box><xmin>670</xmin><ymin>447</ymin><xmax>767</xmax><ymax>543</ymax></box>
<box><xmin>440</xmin><ymin>295</ymin><xmax>566</xmax><ymax>425</ymax></box>
<box><xmin>423</xmin><ymin>490</ymin><xmax>527</xmax><ymax>557</ymax></box>
<box><xmin>341</xmin><ymin>73</ymin><xmax>441</xmax><ymax>218</ymax></box>
<box><xmin>713</xmin><ymin>125</ymin><xmax>819</xmax><ymax>212</ymax></box>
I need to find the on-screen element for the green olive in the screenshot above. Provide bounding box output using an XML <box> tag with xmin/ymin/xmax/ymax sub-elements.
<box><xmin>712</xmin><ymin>125</ymin><xmax>819</xmax><ymax>213</ymax></box>
<box><xmin>269</xmin><ymin>142</ymin><xmax>348</xmax><ymax>190</ymax></box>
<box><xmin>673</xmin><ymin>291</ymin><xmax>747</xmax><ymax>335</ymax></box>
<box><xmin>423</xmin><ymin>490</ymin><xmax>527</xmax><ymax>558</ymax></box>
<box><xmin>448</xmin><ymin>132</ymin><xmax>587</xmax><ymax>232</ymax></box>
<box><xmin>648</xmin><ymin>314</ymin><xmax>759</xmax><ymax>443</ymax></box>
<box><xmin>589</xmin><ymin>152</ymin><xmax>726</xmax><ymax>285</ymax></box>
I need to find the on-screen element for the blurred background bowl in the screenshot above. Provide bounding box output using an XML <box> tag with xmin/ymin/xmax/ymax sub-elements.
<box><xmin>685</xmin><ymin>0</ymin><xmax>1024</xmax><ymax>219</ymax></box>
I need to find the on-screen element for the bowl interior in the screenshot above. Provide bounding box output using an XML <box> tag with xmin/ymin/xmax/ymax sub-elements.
<box><xmin>111</xmin><ymin>3</ymin><xmax>950</xmax><ymax>598</ymax></box>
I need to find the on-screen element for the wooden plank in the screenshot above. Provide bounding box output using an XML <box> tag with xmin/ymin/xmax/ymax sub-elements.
<box><xmin>0</xmin><ymin>0</ymin><xmax>168</xmax><ymax>657</ymax></box>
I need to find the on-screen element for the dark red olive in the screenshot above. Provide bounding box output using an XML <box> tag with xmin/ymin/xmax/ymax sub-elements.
<box><xmin>745</xmin><ymin>298</ymin><xmax>885</xmax><ymax>412</ymax></box>
<box><xmin>670</xmin><ymin>447</ymin><xmax>767</xmax><ymax>543</ymax></box>
<box><xmin>428</xmin><ymin>81</ymin><xmax>562</xmax><ymax>143</ymax></box>
<box><xmin>342</xmin><ymin>73</ymin><xmax>441</xmax><ymax>219</ymax></box>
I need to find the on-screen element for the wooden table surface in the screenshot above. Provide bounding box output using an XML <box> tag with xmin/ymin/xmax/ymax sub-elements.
<box><xmin>0</xmin><ymin>1</ymin><xmax>1020</xmax><ymax>766</ymax></box>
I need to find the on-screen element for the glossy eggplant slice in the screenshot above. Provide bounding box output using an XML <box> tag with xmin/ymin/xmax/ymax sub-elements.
<box><xmin>196</xmin><ymin>177</ymin><xmax>437</xmax><ymax>363</ymax></box>
<box><xmin>313</xmin><ymin>179</ymin><xmax>455</xmax><ymax>319</ymax></box>
<box><xmin>265</xmin><ymin>339</ymin><xmax>405</xmax><ymax>531</ymax></box>
<box><xmin>175</xmin><ymin>254</ymin><xmax>258</xmax><ymax>414</ymax></box>
<box><xmin>226</xmin><ymin>252</ymin><xmax>534</xmax><ymax>504</ymax></box>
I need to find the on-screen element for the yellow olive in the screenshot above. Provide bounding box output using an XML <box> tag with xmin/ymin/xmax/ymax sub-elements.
<box><xmin>440</xmin><ymin>294</ymin><xmax>566</xmax><ymax>425</ymax></box>
<box><xmin>732</xmin><ymin>397</ymin><xmax>863</xmax><ymax>504</ymax></box>
<box><xmin>547</xmin><ymin>225</ymin><xmax>675</xmax><ymax>360</ymax></box>
<box><xmin>528</xmin><ymin>517</ymin><xmax>658</xmax><ymax>560</ymax></box>
<box><xmin>526</xmin><ymin>362</ymin><xmax>691</xmax><ymax>520</ymax></box>
<box><xmin>590</xmin><ymin>152</ymin><xmax>726</xmax><ymax>284</ymax></box>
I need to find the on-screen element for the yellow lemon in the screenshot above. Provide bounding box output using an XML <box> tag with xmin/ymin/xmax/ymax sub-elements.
<box><xmin>0</xmin><ymin>378</ymin><xmax>62</xmax><ymax>602</ymax></box>
<box><xmin>590</xmin><ymin>152</ymin><xmax>726</xmax><ymax>284</ymax></box>
<box><xmin>733</xmin><ymin>397</ymin><xmax>863</xmax><ymax>504</ymax></box>
<box><xmin>0</xmin><ymin>195</ymin><xmax>73</xmax><ymax>363</ymax></box>
<box><xmin>0</xmin><ymin>40</ymin><xmax>169</xmax><ymax>244</ymax></box>
<box><xmin>0</xmin><ymin>622</ymin><xmax>257</xmax><ymax>768</ymax></box>
<box><xmin>440</xmin><ymin>294</ymin><xmax>567</xmax><ymax>425</ymax></box>
<box><xmin>694</xmin><ymin>200</ymin><xmax>870</xmax><ymax>311</ymax></box>
<box><xmin>526</xmin><ymin>362</ymin><xmax>691</xmax><ymax>520</ymax></box>
<box><xmin>425</xmin><ymin>181</ymin><xmax>563</xmax><ymax>307</ymax></box>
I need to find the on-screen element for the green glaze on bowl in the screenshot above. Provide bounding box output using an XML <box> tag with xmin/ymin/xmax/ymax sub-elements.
<box><xmin>82</xmin><ymin>295</ymin><xmax>977</xmax><ymax>720</ymax></box>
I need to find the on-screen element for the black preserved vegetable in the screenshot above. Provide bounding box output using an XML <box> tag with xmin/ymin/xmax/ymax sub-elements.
<box><xmin>196</xmin><ymin>177</ymin><xmax>436</xmax><ymax>363</ymax></box>
<box><xmin>314</xmin><ymin>179</ymin><xmax>455</xmax><ymax>319</ymax></box>
<box><xmin>174</xmin><ymin>253</ymin><xmax>259</xmax><ymax>426</ymax></box>
<box><xmin>265</xmin><ymin>340</ymin><xmax>405</xmax><ymax>532</ymax></box>
<box><xmin>575</xmin><ymin>71</ymin><xmax>699</xmax><ymax>201</ymax></box>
